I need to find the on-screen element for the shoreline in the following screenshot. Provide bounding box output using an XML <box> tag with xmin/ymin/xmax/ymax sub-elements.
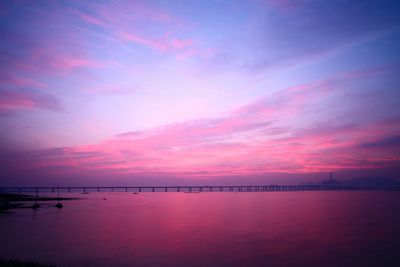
<box><xmin>0</xmin><ymin>193</ymin><xmax>77</xmax><ymax>212</ymax></box>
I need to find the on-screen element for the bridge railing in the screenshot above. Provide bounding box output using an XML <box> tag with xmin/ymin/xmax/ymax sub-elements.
<box><xmin>0</xmin><ymin>184</ymin><xmax>359</xmax><ymax>193</ymax></box>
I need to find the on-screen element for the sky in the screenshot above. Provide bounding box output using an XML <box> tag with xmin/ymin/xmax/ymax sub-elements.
<box><xmin>0</xmin><ymin>0</ymin><xmax>400</xmax><ymax>186</ymax></box>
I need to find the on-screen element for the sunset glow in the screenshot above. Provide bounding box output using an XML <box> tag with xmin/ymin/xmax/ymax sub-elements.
<box><xmin>1</xmin><ymin>0</ymin><xmax>399</xmax><ymax>185</ymax></box>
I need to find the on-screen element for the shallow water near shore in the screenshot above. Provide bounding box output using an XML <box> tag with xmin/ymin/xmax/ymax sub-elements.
<box><xmin>1</xmin><ymin>191</ymin><xmax>400</xmax><ymax>267</ymax></box>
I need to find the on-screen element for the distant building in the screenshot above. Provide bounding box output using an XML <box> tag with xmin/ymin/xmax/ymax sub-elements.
<box><xmin>322</xmin><ymin>172</ymin><xmax>340</xmax><ymax>185</ymax></box>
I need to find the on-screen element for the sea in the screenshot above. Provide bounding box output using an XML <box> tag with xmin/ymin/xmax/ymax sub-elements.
<box><xmin>1</xmin><ymin>191</ymin><xmax>400</xmax><ymax>267</ymax></box>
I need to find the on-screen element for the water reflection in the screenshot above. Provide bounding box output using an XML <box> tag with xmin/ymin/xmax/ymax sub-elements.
<box><xmin>1</xmin><ymin>192</ymin><xmax>400</xmax><ymax>266</ymax></box>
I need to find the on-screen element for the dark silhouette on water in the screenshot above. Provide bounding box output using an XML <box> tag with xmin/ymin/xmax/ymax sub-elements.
<box><xmin>32</xmin><ymin>188</ymin><xmax>40</xmax><ymax>209</ymax></box>
<box><xmin>54</xmin><ymin>186</ymin><xmax>63</xmax><ymax>209</ymax></box>
<box><xmin>0</xmin><ymin>193</ymin><xmax>75</xmax><ymax>212</ymax></box>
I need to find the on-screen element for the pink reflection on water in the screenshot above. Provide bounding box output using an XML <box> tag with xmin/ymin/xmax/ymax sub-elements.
<box><xmin>1</xmin><ymin>192</ymin><xmax>400</xmax><ymax>267</ymax></box>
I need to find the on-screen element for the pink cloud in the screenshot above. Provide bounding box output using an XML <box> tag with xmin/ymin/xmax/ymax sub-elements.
<box><xmin>49</xmin><ymin>56</ymin><xmax>104</xmax><ymax>70</ymax></box>
<box><xmin>118</xmin><ymin>32</ymin><xmax>169</xmax><ymax>51</ymax></box>
<box><xmin>0</xmin><ymin>72</ymin><xmax>47</xmax><ymax>89</ymax></box>
<box><xmin>7</xmin><ymin>117</ymin><xmax>399</xmax><ymax>182</ymax></box>
<box><xmin>0</xmin><ymin>89</ymin><xmax>63</xmax><ymax>113</ymax></box>
<box><xmin>170</xmin><ymin>39</ymin><xmax>193</xmax><ymax>49</ymax></box>
<box><xmin>4</xmin><ymin>67</ymin><xmax>399</xmax><ymax>179</ymax></box>
<box><xmin>1</xmin><ymin>36</ymin><xmax>107</xmax><ymax>81</ymax></box>
<box><xmin>8</xmin><ymin>53</ymin><xmax>106</xmax><ymax>77</ymax></box>
<box><xmin>118</xmin><ymin>31</ymin><xmax>193</xmax><ymax>52</ymax></box>
<box><xmin>76</xmin><ymin>12</ymin><xmax>108</xmax><ymax>27</ymax></box>
<box><xmin>84</xmin><ymin>84</ymin><xmax>136</xmax><ymax>94</ymax></box>
<box><xmin>87</xmin><ymin>1</ymin><xmax>175</xmax><ymax>27</ymax></box>
<box><xmin>66</xmin><ymin>1</ymin><xmax>192</xmax><ymax>54</ymax></box>
<box><xmin>0</xmin><ymin>6</ymin><xmax>122</xmax><ymax>84</ymax></box>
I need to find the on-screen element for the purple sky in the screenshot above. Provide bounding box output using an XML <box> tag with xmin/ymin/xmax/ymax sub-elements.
<box><xmin>1</xmin><ymin>0</ymin><xmax>400</xmax><ymax>186</ymax></box>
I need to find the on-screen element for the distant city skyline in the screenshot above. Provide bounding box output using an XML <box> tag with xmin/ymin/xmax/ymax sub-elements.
<box><xmin>1</xmin><ymin>0</ymin><xmax>399</xmax><ymax>185</ymax></box>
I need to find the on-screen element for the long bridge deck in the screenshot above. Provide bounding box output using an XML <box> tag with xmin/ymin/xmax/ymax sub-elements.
<box><xmin>0</xmin><ymin>184</ymin><xmax>365</xmax><ymax>193</ymax></box>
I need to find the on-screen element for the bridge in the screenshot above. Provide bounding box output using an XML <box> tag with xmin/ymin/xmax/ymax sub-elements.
<box><xmin>0</xmin><ymin>184</ymin><xmax>359</xmax><ymax>194</ymax></box>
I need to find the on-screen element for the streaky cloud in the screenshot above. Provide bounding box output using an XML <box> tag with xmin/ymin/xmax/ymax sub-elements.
<box><xmin>0</xmin><ymin>89</ymin><xmax>63</xmax><ymax>114</ymax></box>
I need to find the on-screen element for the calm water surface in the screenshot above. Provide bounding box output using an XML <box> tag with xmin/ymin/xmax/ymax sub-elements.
<box><xmin>1</xmin><ymin>191</ymin><xmax>400</xmax><ymax>267</ymax></box>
